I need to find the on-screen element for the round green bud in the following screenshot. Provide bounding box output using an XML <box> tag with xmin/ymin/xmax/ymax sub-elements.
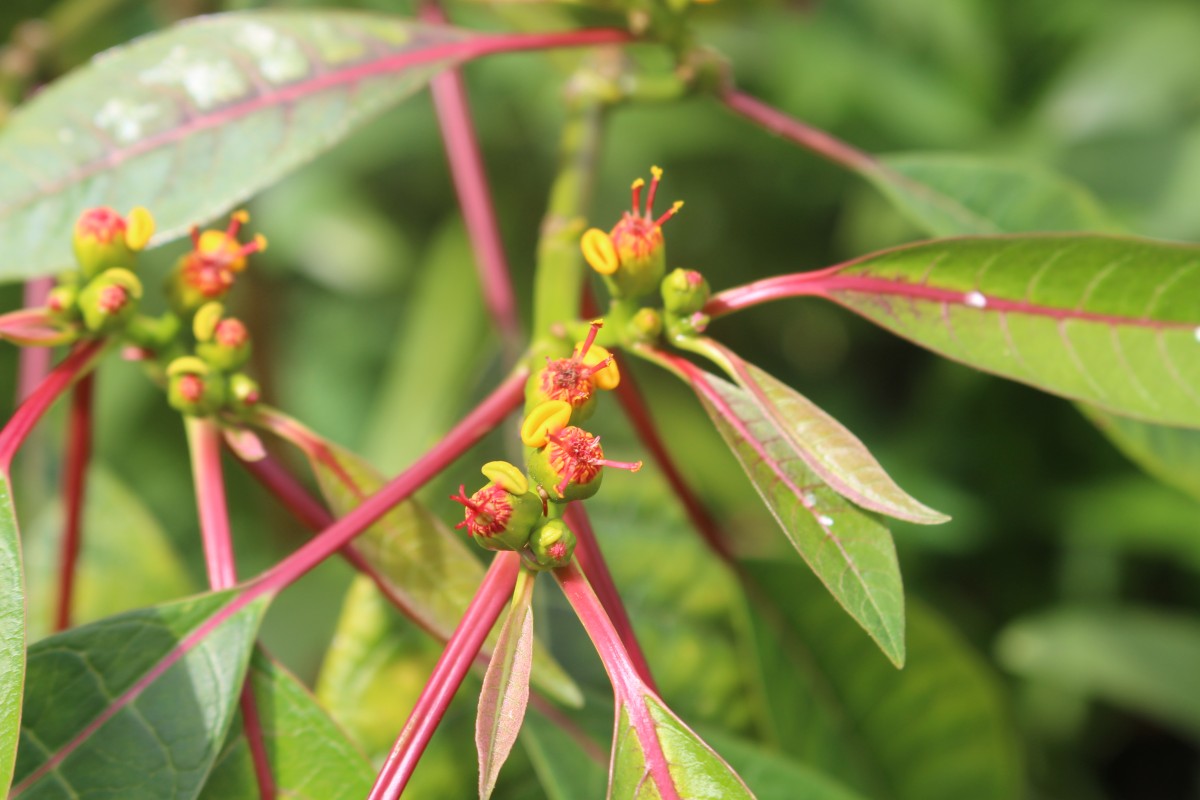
<box><xmin>228</xmin><ymin>373</ymin><xmax>262</xmax><ymax>414</ymax></box>
<box><xmin>528</xmin><ymin>519</ymin><xmax>576</xmax><ymax>569</ymax></box>
<box><xmin>46</xmin><ymin>285</ymin><xmax>80</xmax><ymax>323</ymax></box>
<box><xmin>166</xmin><ymin>357</ymin><xmax>226</xmax><ymax>416</ymax></box>
<box><xmin>628</xmin><ymin>307</ymin><xmax>663</xmax><ymax>343</ymax></box>
<box><xmin>196</xmin><ymin>317</ymin><xmax>251</xmax><ymax>371</ymax></box>
<box><xmin>78</xmin><ymin>268</ymin><xmax>143</xmax><ymax>333</ymax></box>
<box><xmin>661</xmin><ymin>268</ymin><xmax>710</xmax><ymax>316</ymax></box>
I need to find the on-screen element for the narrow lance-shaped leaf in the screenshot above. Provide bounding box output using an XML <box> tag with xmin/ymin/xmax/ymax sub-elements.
<box><xmin>685</xmin><ymin>366</ymin><xmax>905</xmax><ymax>667</ymax></box>
<box><xmin>13</xmin><ymin>590</ymin><xmax>270</xmax><ymax>799</ymax></box>
<box><xmin>795</xmin><ymin>235</ymin><xmax>1200</xmax><ymax>429</ymax></box>
<box><xmin>476</xmin><ymin>570</ymin><xmax>536</xmax><ymax>800</ymax></box>
<box><xmin>706</xmin><ymin>342</ymin><xmax>947</xmax><ymax>525</ymax></box>
<box><xmin>0</xmin><ymin>475</ymin><xmax>24</xmax><ymax>795</ymax></box>
<box><xmin>200</xmin><ymin>650</ymin><xmax>374</xmax><ymax>800</ymax></box>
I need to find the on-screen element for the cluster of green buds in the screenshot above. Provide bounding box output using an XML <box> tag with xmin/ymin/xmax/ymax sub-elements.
<box><xmin>661</xmin><ymin>266</ymin><xmax>712</xmax><ymax>338</ymax></box>
<box><xmin>166</xmin><ymin>299</ymin><xmax>260</xmax><ymax>417</ymax></box>
<box><xmin>48</xmin><ymin>206</ymin><xmax>156</xmax><ymax>335</ymax></box>
<box><xmin>581</xmin><ymin>166</ymin><xmax>683</xmax><ymax>299</ymax></box>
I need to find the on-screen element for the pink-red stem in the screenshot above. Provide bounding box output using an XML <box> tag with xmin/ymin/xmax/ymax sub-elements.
<box><xmin>563</xmin><ymin>502</ymin><xmax>658</xmax><ymax>693</ymax></box>
<box><xmin>0</xmin><ymin>339</ymin><xmax>106</xmax><ymax>474</ymax></box>
<box><xmin>54</xmin><ymin>373</ymin><xmax>93</xmax><ymax>632</ymax></box>
<box><xmin>368</xmin><ymin>551</ymin><xmax>521</xmax><ymax>800</ymax></box>
<box><xmin>185</xmin><ymin>417</ymin><xmax>276</xmax><ymax>800</ymax></box>
<box><xmin>720</xmin><ymin>89</ymin><xmax>876</xmax><ymax>175</ymax></box>
<box><xmin>16</xmin><ymin>278</ymin><xmax>54</xmax><ymax>401</ymax></box>
<box><xmin>555</xmin><ymin>561</ymin><xmax>681</xmax><ymax>800</ymax></box>
<box><xmin>423</xmin><ymin>3</ymin><xmax>522</xmax><ymax>358</ymax></box>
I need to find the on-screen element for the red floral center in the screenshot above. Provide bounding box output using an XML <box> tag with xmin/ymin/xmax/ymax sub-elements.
<box><xmin>451</xmin><ymin>484</ymin><xmax>512</xmax><ymax>538</ymax></box>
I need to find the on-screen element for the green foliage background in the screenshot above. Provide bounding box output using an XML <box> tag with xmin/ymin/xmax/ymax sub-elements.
<box><xmin>2</xmin><ymin>0</ymin><xmax>1198</xmax><ymax>797</ymax></box>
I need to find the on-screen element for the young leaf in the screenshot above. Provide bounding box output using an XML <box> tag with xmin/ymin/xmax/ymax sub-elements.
<box><xmin>1078</xmin><ymin>405</ymin><xmax>1200</xmax><ymax>503</ymax></box>
<box><xmin>476</xmin><ymin>571</ymin><xmax>536</xmax><ymax>800</ymax></box>
<box><xmin>294</xmin><ymin>431</ymin><xmax>582</xmax><ymax>708</ymax></box>
<box><xmin>200</xmin><ymin>650</ymin><xmax>374</xmax><ymax>800</ymax></box>
<box><xmin>713</xmin><ymin>346</ymin><xmax>947</xmax><ymax>524</ymax></box>
<box><xmin>0</xmin><ymin>475</ymin><xmax>24</xmax><ymax>795</ymax></box>
<box><xmin>690</xmin><ymin>369</ymin><xmax>906</xmax><ymax>667</ymax></box>
<box><xmin>865</xmin><ymin>153</ymin><xmax>1116</xmax><ymax>236</ymax></box>
<box><xmin>745</xmin><ymin>560</ymin><xmax>1023</xmax><ymax>800</ymax></box>
<box><xmin>610</xmin><ymin>693</ymin><xmax>757</xmax><ymax>800</ymax></box>
<box><xmin>13</xmin><ymin>590</ymin><xmax>270</xmax><ymax>798</ymax></box>
<box><xmin>998</xmin><ymin>607</ymin><xmax>1200</xmax><ymax>739</ymax></box>
<box><xmin>812</xmin><ymin>235</ymin><xmax>1200</xmax><ymax>429</ymax></box>
<box><xmin>0</xmin><ymin>11</ymin><xmax>473</xmax><ymax>280</ymax></box>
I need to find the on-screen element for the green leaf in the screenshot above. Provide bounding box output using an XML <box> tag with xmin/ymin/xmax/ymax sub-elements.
<box><xmin>997</xmin><ymin>607</ymin><xmax>1200</xmax><ymax>740</ymax></box>
<box><xmin>718</xmin><ymin>349</ymin><xmax>947</xmax><ymax>524</ymax></box>
<box><xmin>865</xmin><ymin>153</ymin><xmax>1116</xmax><ymax>237</ymax></box>
<box><xmin>24</xmin><ymin>464</ymin><xmax>197</xmax><ymax>641</ymax></box>
<box><xmin>611</xmin><ymin>693</ymin><xmax>756</xmax><ymax>800</ymax></box>
<box><xmin>0</xmin><ymin>474</ymin><xmax>25</xmax><ymax>795</ymax></box>
<box><xmin>297</xmin><ymin>431</ymin><xmax>581</xmax><ymax>707</ymax></box>
<box><xmin>0</xmin><ymin>10</ymin><xmax>472</xmax><ymax>280</ymax></box>
<box><xmin>199</xmin><ymin>650</ymin><xmax>373</xmax><ymax>800</ymax></box>
<box><xmin>521</xmin><ymin>710</ymin><xmax>607</xmax><ymax>800</ymax></box>
<box><xmin>692</xmin><ymin>370</ymin><xmax>906</xmax><ymax>667</ymax></box>
<box><xmin>815</xmin><ymin>235</ymin><xmax>1200</xmax><ymax>429</ymax></box>
<box><xmin>745</xmin><ymin>560</ymin><xmax>1023</xmax><ymax>800</ymax></box>
<box><xmin>476</xmin><ymin>572</ymin><xmax>535</xmax><ymax>800</ymax></box>
<box><xmin>13</xmin><ymin>590</ymin><xmax>269</xmax><ymax>799</ymax></box>
<box><xmin>695</xmin><ymin>730</ymin><xmax>869</xmax><ymax>800</ymax></box>
<box><xmin>1078</xmin><ymin>405</ymin><xmax>1200</xmax><ymax>503</ymax></box>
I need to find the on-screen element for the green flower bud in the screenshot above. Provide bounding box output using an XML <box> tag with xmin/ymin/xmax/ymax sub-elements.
<box><xmin>125</xmin><ymin>312</ymin><xmax>181</xmax><ymax>350</ymax></box>
<box><xmin>529</xmin><ymin>519</ymin><xmax>576</xmax><ymax>569</ymax></box>
<box><xmin>166</xmin><ymin>356</ymin><xmax>226</xmax><ymax>416</ymax></box>
<box><xmin>228</xmin><ymin>373</ymin><xmax>262</xmax><ymax>414</ymax></box>
<box><xmin>196</xmin><ymin>317</ymin><xmax>251</xmax><ymax>371</ymax></box>
<box><xmin>661</xmin><ymin>268</ymin><xmax>710</xmax><ymax>315</ymax></box>
<box><xmin>628</xmin><ymin>307</ymin><xmax>663</xmax><ymax>343</ymax></box>
<box><xmin>78</xmin><ymin>268</ymin><xmax>142</xmax><ymax>333</ymax></box>
<box><xmin>451</xmin><ymin>468</ymin><xmax>543</xmax><ymax>552</ymax></box>
<box><xmin>72</xmin><ymin>206</ymin><xmax>154</xmax><ymax>279</ymax></box>
<box><xmin>46</xmin><ymin>285</ymin><xmax>80</xmax><ymax>323</ymax></box>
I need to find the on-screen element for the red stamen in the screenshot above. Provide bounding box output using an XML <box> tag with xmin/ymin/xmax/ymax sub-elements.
<box><xmin>576</xmin><ymin>320</ymin><xmax>603</xmax><ymax>360</ymax></box>
<box><xmin>631</xmin><ymin>179</ymin><xmax>645</xmax><ymax>216</ymax></box>
<box><xmin>579</xmin><ymin>355</ymin><xmax>614</xmax><ymax>379</ymax></box>
<box><xmin>645</xmin><ymin>171</ymin><xmax>661</xmax><ymax>216</ymax></box>
<box><xmin>190</xmin><ymin>225</ymin><xmax>201</xmax><ymax>249</ymax></box>
<box><xmin>597</xmin><ymin>457</ymin><xmax>643</xmax><ymax>472</ymax></box>
<box><xmin>653</xmin><ymin>201</ymin><xmax>683</xmax><ymax>229</ymax></box>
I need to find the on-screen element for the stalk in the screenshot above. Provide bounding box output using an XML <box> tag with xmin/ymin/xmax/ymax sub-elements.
<box><xmin>54</xmin><ymin>373</ymin><xmax>93</xmax><ymax>631</ymax></box>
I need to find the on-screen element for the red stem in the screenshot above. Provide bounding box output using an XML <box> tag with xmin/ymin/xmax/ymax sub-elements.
<box><xmin>368</xmin><ymin>551</ymin><xmax>521</xmax><ymax>800</ymax></box>
<box><xmin>423</xmin><ymin>3</ymin><xmax>522</xmax><ymax>358</ymax></box>
<box><xmin>54</xmin><ymin>373</ymin><xmax>93</xmax><ymax>632</ymax></box>
<box><xmin>705</xmin><ymin>270</ymin><xmax>830</xmax><ymax>318</ymax></box>
<box><xmin>563</xmin><ymin>502</ymin><xmax>658</xmax><ymax>692</ymax></box>
<box><xmin>554</xmin><ymin>562</ymin><xmax>682</xmax><ymax>800</ymax></box>
<box><xmin>12</xmin><ymin>372</ymin><xmax>526</xmax><ymax>795</ymax></box>
<box><xmin>186</xmin><ymin>417</ymin><xmax>238</xmax><ymax>589</ymax></box>
<box><xmin>16</xmin><ymin>278</ymin><xmax>54</xmax><ymax>401</ymax></box>
<box><xmin>720</xmin><ymin>89</ymin><xmax>876</xmax><ymax>174</ymax></box>
<box><xmin>185</xmin><ymin>417</ymin><xmax>276</xmax><ymax>799</ymax></box>
<box><xmin>0</xmin><ymin>339</ymin><xmax>106</xmax><ymax>474</ymax></box>
<box><xmin>610</xmin><ymin>356</ymin><xmax>733</xmax><ymax>560</ymax></box>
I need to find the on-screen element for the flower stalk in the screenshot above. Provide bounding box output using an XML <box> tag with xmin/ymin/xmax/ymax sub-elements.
<box><xmin>54</xmin><ymin>373</ymin><xmax>93</xmax><ymax>632</ymax></box>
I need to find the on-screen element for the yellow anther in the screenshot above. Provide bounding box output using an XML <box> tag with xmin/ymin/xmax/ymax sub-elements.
<box><xmin>521</xmin><ymin>400</ymin><xmax>572</xmax><ymax>448</ymax></box>
<box><xmin>232</xmin><ymin>209</ymin><xmax>250</xmax><ymax>224</ymax></box>
<box><xmin>581</xmin><ymin>228</ymin><xmax>619</xmax><ymax>275</ymax></box>
<box><xmin>253</xmin><ymin>233</ymin><xmax>269</xmax><ymax>253</ymax></box>
<box><xmin>481</xmin><ymin>461</ymin><xmax>529</xmax><ymax>495</ymax></box>
<box><xmin>650</xmin><ymin>165</ymin><xmax>663</xmax><ymax>181</ymax></box>
<box><xmin>583</xmin><ymin>344</ymin><xmax>620</xmax><ymax>390</ymax></box>
<box><xmin>125</xmin><ymin>207</ymin><xmax>155</xmax><ymax>250</ymax></box>
<box><xmin>193</xmin><ymin>301</ymin><xmax>225</xmax><ymax>342</ymax></box>
<box><xmin>631</xmin><ymin>177</ymin><xmax>645</xmax><ymax>192</ymax></box>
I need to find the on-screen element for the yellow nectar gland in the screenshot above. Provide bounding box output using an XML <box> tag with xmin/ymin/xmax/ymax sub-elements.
<box><xmin>521</xmin><ymin>400</ymin><xmax>573</xmax><ymax>448</ymax></box>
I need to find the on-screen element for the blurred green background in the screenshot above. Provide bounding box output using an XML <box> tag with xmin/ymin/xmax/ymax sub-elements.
<box><xmin>2</xmin><ymin>0</ymin><xmax>1199</xmax><ymax>797</ymax></box>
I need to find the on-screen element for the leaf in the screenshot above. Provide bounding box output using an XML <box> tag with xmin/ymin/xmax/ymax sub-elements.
<box><xmin>13</xmin><ymin>590</ymin><xmax>269</xmax><ymax>799</ymax></box>
<box><xmin>476</xmin><ymin>572</ymin><xmax>535</xmax><ymax>800</ymax></box>
<box><xmin>811</xmin><ymin>235</ymin><xmax>1200</xmax><ymax>429</ymax></box>
<box><xmin>521</xmin><ymin>709</ymin><xmax>608</xmax><ymax>800</ymax></box>
<box><xmin>0</xmin><ymin>474</ymin><xmax>24</xmax><ymax>795</ymax></box>
<box><xmin>0</xmin><ymin>10</ymin><xmax>473</xmax><ymax>280</ymax></box>
<box><xmin>691</xmin><ymin>370</ymin><xmax>906</xmax><ymax>667</ymax></box>
<box><xmin>199</xmin><ymin>650</ymin><xmax>373</xmax><ymax>800</ymax></box>
<box><xmin>611</xmin><ymin>693</ymin><xmax>756</xmax><ymax>800</ymax></box>
<box><xmin>997</xmin><ymin>607</ymin><xmax>1200</xmax><ymax>740</ymax></box>
<box><xmin>720</xmin><ymin>349</ymin><xmax>947</xmax><ymax>524</ymax></box>
<box><xmin>299</xmin><ymin>433</ymin><xmax>582</xmax><ymax>707</ymax></box>
<box><xmin>865</xmin><ymin>153</ymin><xmax>1116</xmax><ymax>237</ymax></box>
<box><xmin>1078</xmin><ymin>405</ymin><xmax>1200</xmax><ymax>503</ymax></box>
<box><xmin>745</xmin><ymin>560</ymin><xmax>1023</xmax><ymax>800</ymax></box>
<box><xmin>24</xmin><ymin>464</ymin><xmax>197</xmax><ymax>641</ymax></box>
<box><xmin>695</xmin><ymin>730</ymin><xmax>870</xmax><ymax>800</ymax></box>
